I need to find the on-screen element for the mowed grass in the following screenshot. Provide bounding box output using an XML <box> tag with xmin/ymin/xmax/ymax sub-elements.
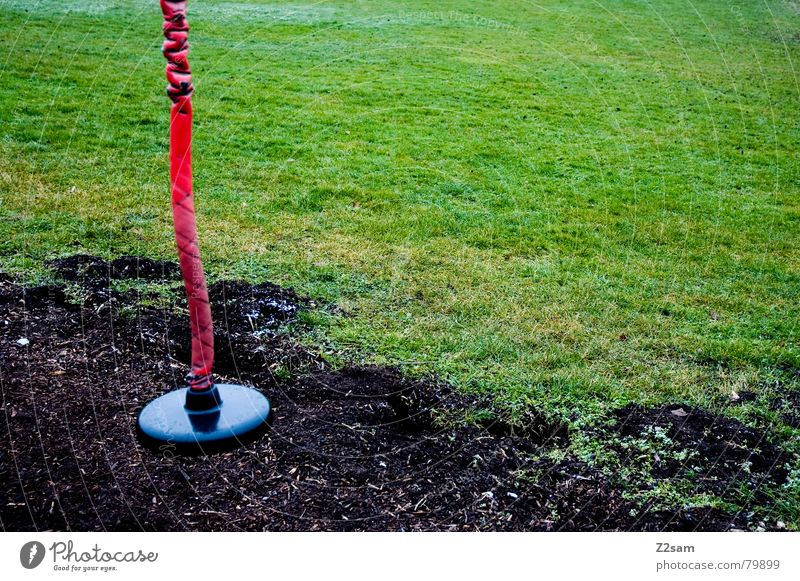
<box><xmin>1</xmin><ymin>0</ymin><xmax>799</xmax><ymax>518</ymax></box>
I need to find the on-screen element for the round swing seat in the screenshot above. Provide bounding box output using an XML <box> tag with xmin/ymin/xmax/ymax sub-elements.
<box><xmin>137</xmin><ymin>384</ymin><xmax>271</xmax><ymax>454</ymax></box>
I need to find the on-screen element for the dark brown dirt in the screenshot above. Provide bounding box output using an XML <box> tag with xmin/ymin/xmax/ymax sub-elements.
<box><xmin>616</xmin><ymin>404</ymin><xmax>792</xmax><ymax>498</ymax></box>
<box><xmin>0</xmin><ymin>256</ymin><xmax>791</xmax><ymax>531</ymax></box>
<box><xmin>611</xmin><ymin>403</ymin><xmax>791</xmax><ymax>501</ymax></box>
<box><xmin>51</xmin><ymin>254</ymin><xmax>180</xmax><ymax>284</ymax></box>
<box><xmin>769</xmin><ymin>385</ymin><xmax>800</xmax><ymax>429</ymax></box>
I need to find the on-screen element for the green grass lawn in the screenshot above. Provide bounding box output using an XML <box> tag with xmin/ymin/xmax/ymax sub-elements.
<box><xmin>1</xmin><ymin>0</ymin><xmax>799</xmax><ymax>522</ymax></box>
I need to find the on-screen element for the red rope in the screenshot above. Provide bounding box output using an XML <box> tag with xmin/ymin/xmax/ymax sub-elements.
<box><xmin>161</xmin><ymin>0</ymin><xmax>214</xmax><ymax>391</ymax></box>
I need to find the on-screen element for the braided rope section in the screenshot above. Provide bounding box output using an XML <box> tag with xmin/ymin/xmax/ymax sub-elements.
<box><xmin>161</xmin><ymin>0</ymin><xmax>214</xmax><ymax>391</ymax></box>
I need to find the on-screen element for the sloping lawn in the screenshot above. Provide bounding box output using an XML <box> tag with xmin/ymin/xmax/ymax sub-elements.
<box><xmin>1</xmin><ymin>0</ymin><xmax>798</xmax><ymax>526</ymax></box>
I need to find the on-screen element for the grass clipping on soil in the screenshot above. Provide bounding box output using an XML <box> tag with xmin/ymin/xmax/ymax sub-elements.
<box><xmin>0</xmin><ymin>256</ymin><xmax>795</xmax><ymax>531</ymax></box>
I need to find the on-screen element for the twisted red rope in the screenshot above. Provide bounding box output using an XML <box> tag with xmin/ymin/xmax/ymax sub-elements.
<box><xmin>161</xmin><ymin>0</ymin><xmax>214</xmax><ymax>391</ymax></box>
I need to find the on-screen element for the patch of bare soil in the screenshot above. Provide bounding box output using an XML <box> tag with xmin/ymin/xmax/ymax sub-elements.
<box><xmin>0</xmin><ymin>256</ymin><xmax>791</xmax><ymax>531</ymax></box>
<box><xmin>611</xmin><ymin>404</ymin><xmax>791</xmax><ymax>501</ymax></box>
